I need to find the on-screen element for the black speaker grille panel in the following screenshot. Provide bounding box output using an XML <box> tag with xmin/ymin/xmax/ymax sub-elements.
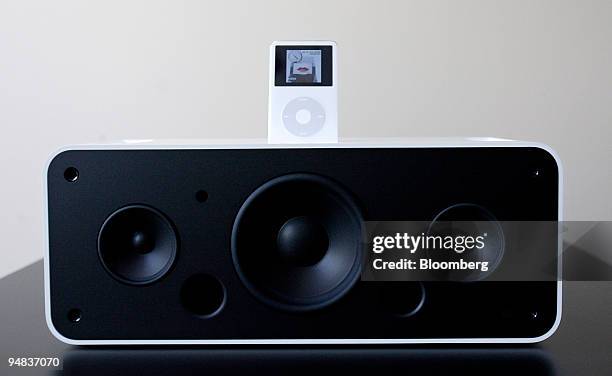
<box><xmin>46</xmin><ymin>147</ymin><xmax>559</xmax><ymax>341</ymax></box>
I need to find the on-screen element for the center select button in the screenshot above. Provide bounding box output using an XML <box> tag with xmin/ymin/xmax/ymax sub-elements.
<box><xmin>295</xmin><ymin>109</ymin><xmax>311</xmax><ymax>125</ymax></box>
<box><xmin>282</xmin><ymin>97</ymin><xmax>326</xmax><ymax>136</ymax></box>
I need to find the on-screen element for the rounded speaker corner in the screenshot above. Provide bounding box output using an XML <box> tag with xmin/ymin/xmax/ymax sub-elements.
<box><xmin>45</xmin><ymin>147</ymin><xmax>77</xmax><ymax>177</ymax></box>
<box><xmin>528</xmin><ymin>143</ymin><xmax>563</xmax><ymax>178</ymax></box>
<box><xmin>529</xmin><ymin>283</ymin><xmax>563</xmax><ymax>343</ymax></box>
<box><xmin>45</xmin><ymin>308</ymin><xmax>82</xmax><ymax>346</ymax></box>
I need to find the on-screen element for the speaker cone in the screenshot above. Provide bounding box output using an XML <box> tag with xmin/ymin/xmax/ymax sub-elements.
<box><xmin>231</xmin><ymin>173</ymin><xmax>364</xmax><ymax>311</ymax></box>
<box><xmin>98</xmin><ymin>205</ymin><xmax>178</xmax><ymax>285</ymax></box>
<box><xmin>428</xmin><ymin>203</ymin><xmax>504</xmax><ymax>281</ymax></box>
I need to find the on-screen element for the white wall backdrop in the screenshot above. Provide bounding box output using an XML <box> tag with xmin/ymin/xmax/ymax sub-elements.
<box><xmin>0</xmin><ymin>0</ymin><xmax>611</xmax><ymax>278</ymax></box>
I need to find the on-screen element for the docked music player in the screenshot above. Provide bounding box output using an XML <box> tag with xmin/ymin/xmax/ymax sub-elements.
<box><xmin>44</xmin><ymin>139</ymin><xmax>562</xmax><ymax>345</ymax></box>
<box><xmin>268</xmin><ymin>41</ymin><xmax>338</xmax><ymax>143</ymax></box>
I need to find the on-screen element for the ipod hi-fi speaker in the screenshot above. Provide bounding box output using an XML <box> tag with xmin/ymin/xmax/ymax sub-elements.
<box><xmin>44</xmin><ymin>139</ymin><xmax>562</xmax><ymax>345</ymax></box>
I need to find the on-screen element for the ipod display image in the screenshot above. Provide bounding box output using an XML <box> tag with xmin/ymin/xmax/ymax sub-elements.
<box><xmin>286</xmin><ymin>50</ymin><xmax>322</xmax><ymax>84</ymax></box>
<box><xmin>273</xmin><ymin>45</ymin><xmax>333</xmax><ymax>87</ymax></box>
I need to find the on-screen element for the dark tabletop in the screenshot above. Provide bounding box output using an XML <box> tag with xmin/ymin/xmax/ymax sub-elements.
<box><xmin>0</xmin><ymin>261</ymin><xmax>610</xmax><ymax>375</ymax></box>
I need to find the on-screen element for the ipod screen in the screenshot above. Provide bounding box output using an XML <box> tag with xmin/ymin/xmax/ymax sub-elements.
<box><xmin>275</xmin><ymin>45</ymin><xmax>332</xmax><ymax>86</ymax></box>
<box><xmin>286</xmin><ymin>50</ymin><xmax>322</xmax><ymax>84</ymax></box>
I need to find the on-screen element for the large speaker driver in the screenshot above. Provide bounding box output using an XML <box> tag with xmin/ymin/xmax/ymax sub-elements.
<box><xmin>231</xmin><ymin>173</ymin><xmax>364</xmax><ymax>311</ymax></box>
<box><xmin>98</xmin><ymin>205</ymin><xmax>178</xmax><ymax>285</ymax></box>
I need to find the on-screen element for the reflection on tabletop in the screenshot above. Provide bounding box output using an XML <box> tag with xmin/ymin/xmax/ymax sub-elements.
<box><xmin>62</xmin><ymin>347</ymin><xmax>555</xmax><ymax>375</ymax></box>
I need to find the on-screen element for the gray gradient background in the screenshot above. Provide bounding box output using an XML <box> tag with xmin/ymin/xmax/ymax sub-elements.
<box><xmin>0</xmin><ymin>0</ymin><xmax>611</xmax><ymax>278</ymax></box>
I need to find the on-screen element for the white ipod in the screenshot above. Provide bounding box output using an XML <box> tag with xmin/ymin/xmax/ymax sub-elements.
<box><xmin>268</xmin><ymin>41</ymin><xmax>338</xmax><ymax>144</ymax></box>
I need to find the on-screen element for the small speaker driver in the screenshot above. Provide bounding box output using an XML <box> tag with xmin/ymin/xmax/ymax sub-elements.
<box><xmin>427</xmin><ymin>203</ymin><xmax>505</xmax><ymax>281</ymax></box>
<box><xmin>98</xmin><ymin>205</ymin><xmax>178</xmax><ymax>285</ymax></box>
